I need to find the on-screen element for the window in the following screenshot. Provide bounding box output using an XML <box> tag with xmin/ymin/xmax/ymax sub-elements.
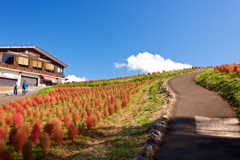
<box><xmin>46</xmin><ymin>63</ymin><xmax>54</xmax><ymax>73</ymax></box>
<box><xmin>18</xmin><ymin>57</ymin><xmax>29</xmax><ymax>66</ymax></box>
<box><xmin>58</xmin><ymin>68</ymin><xmax>62</xmax><ymax>74</ymax></box>
<box><xmin>33</xmin><ymin>60</ymin><xmax>42</xmax><ymax>70</ymax></box>
<box><xmin>2</xmin><ymin>53</ymin><xmax>14</xmax><ymax>65</ymax></box>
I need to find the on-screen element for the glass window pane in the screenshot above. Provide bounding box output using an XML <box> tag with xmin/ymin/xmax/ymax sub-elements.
<box><xmin>2</xmin><ymin>53</ymin><xmax>14</xmax><ymax>65</ymax></box>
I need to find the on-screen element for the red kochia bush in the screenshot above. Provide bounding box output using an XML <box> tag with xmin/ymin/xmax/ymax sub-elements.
<box><xmin>95</xmin><ymin>111</ymin><xmax>102</xmax><ymax>121</ymax></box>
<box><xmin>115</xmin><ymin>99</ymin><xmax>122</xmax><ymax>112</ymax></box>
<box><xmin>18</xmin><ymin>123</ymin><xmax>31</xmax><ymax>136</ymax></box>
<box><xmin>86</xmin><ymin>106</ymin><xmax>93</xmax><ymax>116</ymax></box>
<box><xmin>39</xmin><ymin>132</ymin><xmax>51</xmax><ymax>152</ymax></box>
<box><xmin>27</xmin><ymin>109</ymin><xmax>32</xmax><ymax>117</ymax></box>
<box><xmin>0</xmin><ymin>140</ymin><xmax>13</xmax><ymax>160</ymax></box>
<box><xmin>110</xmin><ymin>96</ymin><xmax>115</xmax><ymax>105</ymax></box>
<box><xmin>13</xmin><ymin>113</ymin><xmax>23</xmax><ymax>127</ymax></box>
<box><xmin>93</xmin><ymin>115</ymin><xmax>99</xmax><ymax>126</ymax></box>
<box><xmin>122</xmin><ymin>98</ymin><xmax>128</xmax><ymax>107</ymax></box>
<box><xmin>32</xmin><ymin>100</ymin><xmax>38</xmax><ymax>107</ymax></box>
<box><xmin>87</xmin><ymin>116</ymin><xmax>93</xmax><ymax>130</ymax></box>
<box><xmin>3</xmin><ymin>103</ymin><xmax>10</xmax><ymax>111</ymax></box>
<box><xmin>52</xmin><ymin>118</ymin><xmax>61</xmax><ymax>129</ymax></box>
<box><xmin>43</xmin><ymin>123</ymin><xmax>54</xmax><ymax>136</ymax></box>
<box><xmin>0</xmin><ymin>125</ymin><xmax>8</xmax><ymax>141</ymax></box>
<box><xmin>64</xmin><ymin>114</ymin><xmax>71</xmax><ymax>128</ymax></box>
<box><xmin>52</xmin><ymin>127</ymin><xmax>63</xmax><ymax>145</ymax></box>
<box><xmin>81</xmin><ymin>111</ymin><xmax>87</xmax><ymax>122</ymax></box>
<box><xmin>68</xmin><ymin>124</ymin><xmax>78</xmax><ymax>141</ymax></box>
<box><xmin>0</xmin><ymin>107</ymin><xmax>5</xmax><ymax>118</ymax></box>
<box><xmin>8</xmin><ymin>127</ymin><xmax>17</xmax><ymax>144</ymax></box>
<box><xmin>104</xmin><ymin>109</ymin><xmax>109</xmax><ymax>117</ymax></box>
<box><xmin>22</xmin><ymin>140</ymin><xmax>32</xmax><ymax>160</ymax></box>
<box><xmin>13</xmin><ymin>128</ymin><xmax>28</xmax><ymax>152</ymax></box>
<box><xmin>30</xmin><ymin>124</ymin><xmax>41</xmax><ymax>143</ymax></box>
<box><xmin>236</xmin><ymin>67</ymin><xmax>240</xmax><ymax>77</ymax></box>
<box><xmin>72</xmin><ymin>111</ymin><xmax>79</xmax><ymax>124</ymax></box>
<box><xmin>108</xmin><ymin>105</ymin><xmax>115</xmax><ymax>115</ymax></box>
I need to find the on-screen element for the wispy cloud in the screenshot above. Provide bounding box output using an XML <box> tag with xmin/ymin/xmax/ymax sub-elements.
<box><xmin>114</xmin><ymin>62</ymin><xmax>127</xmax><ymax>68</ymax></box>
<box><xmin>65</xmin><ymin>75</ymin><xmax>87</xmax><ymax>82</ymax></box>
<box><xmin>114</xmin><ymin>52</ymin><xmax>192</xmax><ymax>73</ymax></box>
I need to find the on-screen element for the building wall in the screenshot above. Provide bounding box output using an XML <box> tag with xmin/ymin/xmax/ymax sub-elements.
<box><xmin>0</xmin><ymin>51</ymin><xmax>65</xmax><ymax>78</ymax></box>
<box><xmin>0</xmin><ymin>48</ymin><xmax>66</xmax><ymax>86</ymax></box>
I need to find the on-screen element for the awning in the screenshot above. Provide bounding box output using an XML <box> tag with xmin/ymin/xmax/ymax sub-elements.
<box><xmin>0</xmin><ymin>72</ymin><xmax>18</xmax><ymax>80</ymax></box>
<box><xmin>41</xmin><ymin>75</ymin><xmax>57</xmax><ymax>83</ymax></box>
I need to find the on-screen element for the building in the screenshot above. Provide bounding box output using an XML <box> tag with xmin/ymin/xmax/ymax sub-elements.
<box><xmin>0</xmin><ymin>46</ymin><xmax>68</xmax><ymax>87</ymax></box>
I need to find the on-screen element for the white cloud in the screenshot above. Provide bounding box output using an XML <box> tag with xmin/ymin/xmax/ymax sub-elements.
<box><xmin>115</xmin><ymin>52</ymin><xmax>192</xmax><ymax>73</ymax></box>
<box><xmin>65</xmin><ymin>75</ymin><xmax>87</xmax><ymax>82</ymax></box>
<box><xmin>114</xmin><ymin>62</ymin><xmax>127</xmax><ymax>68</ymax></box>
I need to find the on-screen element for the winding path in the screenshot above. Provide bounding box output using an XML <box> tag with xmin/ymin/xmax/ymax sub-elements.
<box><xmin>153</xmin><ymin>71</ymin><xmax>240</xmax><ymax>160</ymax></box>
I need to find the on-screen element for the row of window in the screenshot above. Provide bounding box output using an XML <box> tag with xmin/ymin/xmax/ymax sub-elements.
<box><xmin>1</xmin><ymin>53</ymin><xmax>63</xmax><ymax>74</ymax></box>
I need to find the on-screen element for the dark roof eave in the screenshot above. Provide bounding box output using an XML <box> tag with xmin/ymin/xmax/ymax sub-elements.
<box><xmin>33</xmin><ymin>46</ymin><xmax>68</xmax><ymax>68</ymax></box>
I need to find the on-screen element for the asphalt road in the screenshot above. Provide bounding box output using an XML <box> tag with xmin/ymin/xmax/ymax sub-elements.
<box><xmin>0</xmin><ymin>87</ymin><xmax>44</xmax><ymax>105</ymax></box>
<box><xmin>153</xmin><ymin>71</ymin><xmax>240</xmax><ymax>160</ymax></box>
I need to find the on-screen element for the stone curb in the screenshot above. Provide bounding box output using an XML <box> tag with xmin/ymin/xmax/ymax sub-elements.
<box><xmin>133</xmin><ymin>79</ymin><xmax>175</xmax><ymax>160</ymax></box>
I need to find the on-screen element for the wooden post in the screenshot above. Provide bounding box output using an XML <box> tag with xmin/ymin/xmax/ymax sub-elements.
<box><xmin>42</xmin><ymin>62</ymin><xmax>46</xmax><ymax>72</ymax></box>
<box><xmin>0</xmin><ymin>52</ymin><xmax>2</xmax><ymax>63</ymax></box>
<box><xmin>28</xmin><ymin>59</ymin><xmax>33</xmax><ymax>69</ymax></box>
<box><xmin>54</xmin><ymin>65</ymin><xmax>58</xmax><ymax>74</ymax></box>
<box><xmin>14</xmin><ymin>55</ymin><xmax>19</xmax><ymax>66</ymax></box>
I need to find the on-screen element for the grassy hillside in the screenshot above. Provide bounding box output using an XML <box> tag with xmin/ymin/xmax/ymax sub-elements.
<box><xmin>0</xmin><ymin>68</ymin><xmax>203</xmax><ymax>160</ymax></box>
<box><xmin>195</xmin><ymin>69</ymin><xmax>240</xmax><ymax>117</ymax></box>
<box><xmin>38</xmin><ymin>69</ymin><xmax>200</xmax><ymax>96</ymax></box>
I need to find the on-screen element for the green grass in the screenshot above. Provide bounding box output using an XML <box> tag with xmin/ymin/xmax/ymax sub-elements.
<box><xmin>137</xmin><ymin>117</ymin><xmax>150</xmax><ymax>124</ymax></box>
<box><xmin>195</xmin><ymin>70</ymin><xmax>240</xmax><ymax>117</ymax></box>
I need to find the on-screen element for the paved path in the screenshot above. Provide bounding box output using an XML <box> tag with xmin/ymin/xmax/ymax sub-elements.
<box><xmin>153</xmin><ymin>71</ymin><xmax>240</xmax><ymax>160</ymax></box>
<box><xmin>0</xmin><ymin>87</ymin><xmax>44</xmax><ymax>105</ymax></box>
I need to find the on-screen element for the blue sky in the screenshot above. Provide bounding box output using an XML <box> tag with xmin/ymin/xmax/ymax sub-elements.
<box><xmin>0</xmin><ymin>0</ymin><xmax>239</xmax><ymax>81</ymax></box>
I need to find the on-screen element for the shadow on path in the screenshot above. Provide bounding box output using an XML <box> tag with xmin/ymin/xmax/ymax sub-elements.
<box><xmin>154</xmin><ymin>117</ymin><xmax>240</xmax><ymax>160</ymax></box>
